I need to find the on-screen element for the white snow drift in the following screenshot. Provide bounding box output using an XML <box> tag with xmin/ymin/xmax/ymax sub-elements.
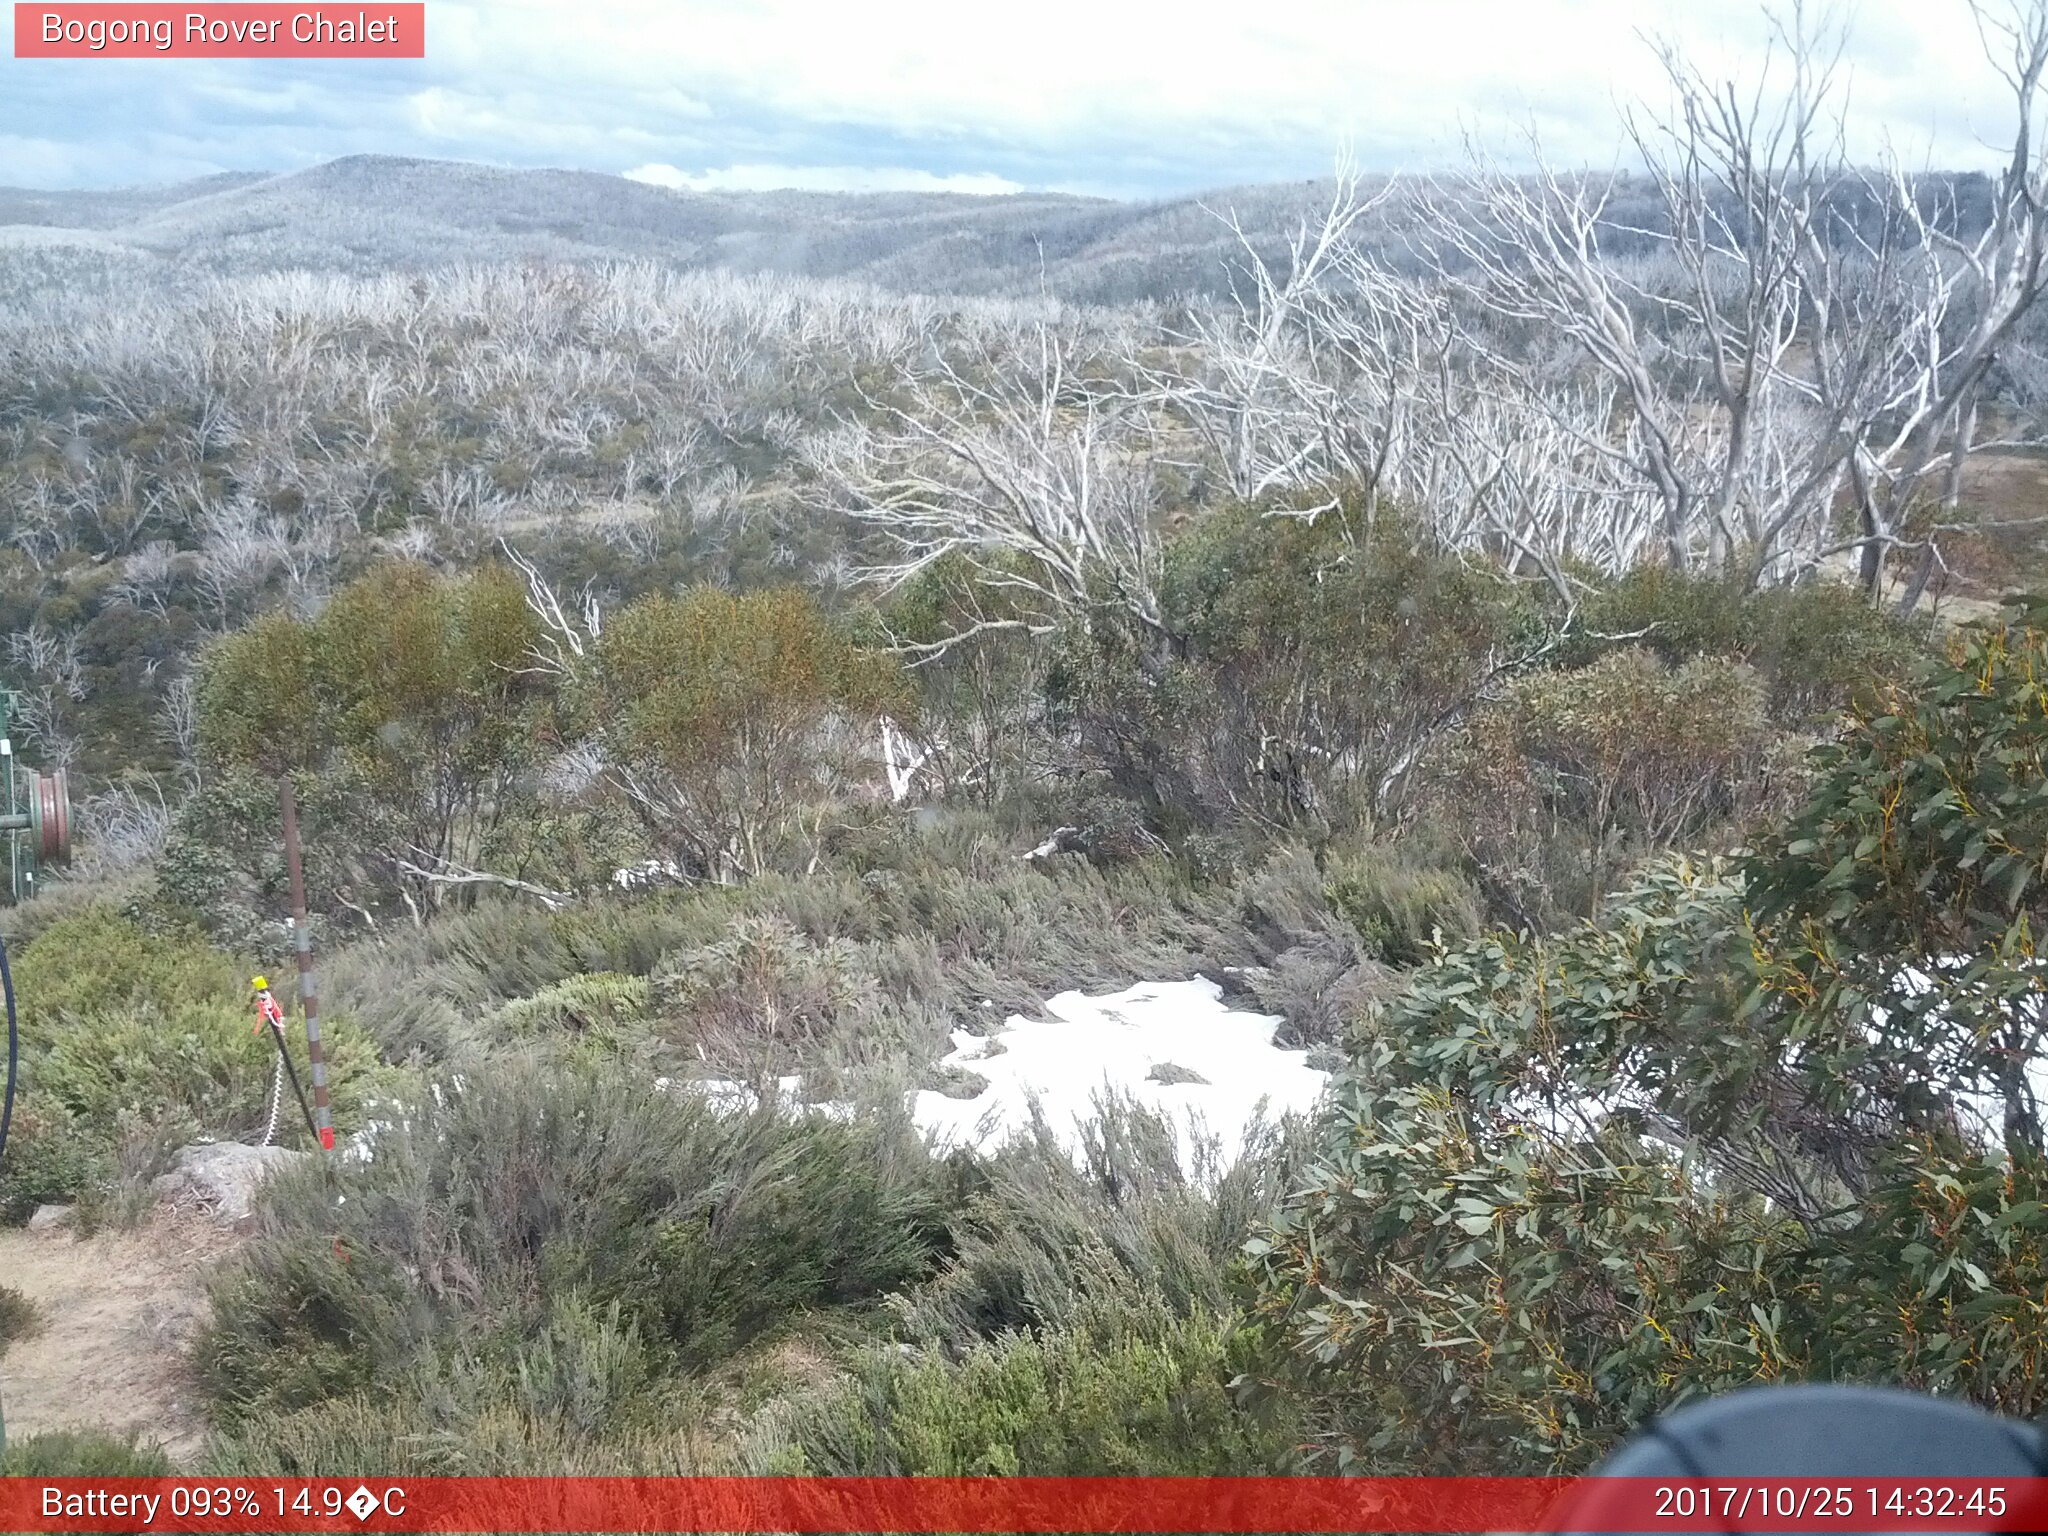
<box><xmin>910</xmin><ymin>977</ymin><xmax>1328</xmax><ymax>1166</ymax></box>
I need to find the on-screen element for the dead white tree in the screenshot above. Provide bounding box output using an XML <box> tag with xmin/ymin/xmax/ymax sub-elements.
<box><xmin>393</xmin><ymin>848</ymin><xmax>572</xmax><ymax>912</ymax></box>
<box><xmin>813</xmin><ymin>321</ymin><xmax>1164</xmax><ymax>652</ymax></box>
<box><xmin>70</xmin><ymin>780</ymin><xmax>174</xmax><ymax>878</ymax></box>
<box><xmin>190</xmin><ymin>496</ymin><xmax>280</xmax><ymax>627</ymax></box>
<box><xmin>501</xmin><ymin>539</ymin><xmax>602</xmax><ymax>680</ymax></box>
<box><xmin>1140</xmin><ymin>160</ymin><xmax>1404</xmax><ymax>511</ymax></box>
<box><xmin>8</xmin><ymin>621</ymin><xmax>88</xmax><ymax>703</ymax></box>
<box><xmin>1420</xmin><ymin>1</ymin><xmax>2048</xmax><ymax>602</ymax></box>
<box><xmin>110</xmin><ymin>541</ymin><xmax>183</xmax><ymax>616</ymax></box>
<box><xmin>1829</xmin><ymin>0</ymin><xmax>2048</xmax><ymax>607</ymax></box>
<box><xmin>159</xmin><ymin>671</ymin><xmax>200</xmax><ymax>773</ymax></box>
<box><xmin>1146</xmin><ymin>2</ymin><xmax>2048</xmax><ymax>610</ymax></box>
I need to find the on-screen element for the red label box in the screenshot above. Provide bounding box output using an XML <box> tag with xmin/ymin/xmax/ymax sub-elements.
<box><xmin>14</xmin><ymin>3</ymin><xmax>424</xmax><ymax>57</ymax></box>
<box><xmin>9</xmin><ymin>1477</ymin><xmax>2048</xmax><ymax>1534</ymax></box>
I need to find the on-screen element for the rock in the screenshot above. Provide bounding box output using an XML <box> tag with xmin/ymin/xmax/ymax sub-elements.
<box><xmin>1021</xmin><ymin>825</ymin><xmax>1085</xmax><ymax>862</ymax></box>
<box><xmin>153</xmin><ymin>1141</ymin><xmax>307</xmax><ymax>1224</ymax></box>
<box><xmin>26</xmin><ymin>1203</ymin><xmax>73</xmax><ymax>1235</ymax></box>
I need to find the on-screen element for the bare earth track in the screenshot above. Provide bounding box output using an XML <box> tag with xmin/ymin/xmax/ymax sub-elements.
<box><xmin>0</xmin><ymin>1211</ymin><xmax>230</xmax><ymax>1464</ymax></box>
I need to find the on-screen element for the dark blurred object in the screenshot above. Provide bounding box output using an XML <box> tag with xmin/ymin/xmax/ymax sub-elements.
<box><xmin>1555</xmin><ymin>1385</ymin><xmax>2048</xmax><ymax>1535</ymax></box>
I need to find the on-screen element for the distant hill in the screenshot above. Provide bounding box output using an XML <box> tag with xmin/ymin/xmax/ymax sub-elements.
<box><xmin>0</xmin><ymin>155</ymin><xmax>2007</xmax><ymax>315</ymax></box>
<box><xmin>0</xmin><ymin>154</ymin><xmax>1347</xmax><ymax>306</ymax></box>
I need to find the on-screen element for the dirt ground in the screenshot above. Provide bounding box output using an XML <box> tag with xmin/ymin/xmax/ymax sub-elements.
<box><xmin>0</xmin><ymin>1210</ymin><xmax>233</xmax><ymax>1464</ymax></box>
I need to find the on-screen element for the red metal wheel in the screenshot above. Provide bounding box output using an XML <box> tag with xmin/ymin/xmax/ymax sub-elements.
<box><xmin>31</xmin><ymin>768</ymin><xmax>68</xmax><ymax>863</ymax></box>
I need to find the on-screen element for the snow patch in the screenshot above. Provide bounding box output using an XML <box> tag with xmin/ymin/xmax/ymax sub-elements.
<box><xmin>911</xmin><ymin>977</ymin><xmax>1328</xmax><ymax>1167</ymax></box>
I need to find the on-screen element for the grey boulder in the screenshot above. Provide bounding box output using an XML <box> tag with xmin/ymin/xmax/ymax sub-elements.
<box><xmin>153</xmin><ymin>1141</ymin><xmax>306</xmax><ymax>1223</ymax></box>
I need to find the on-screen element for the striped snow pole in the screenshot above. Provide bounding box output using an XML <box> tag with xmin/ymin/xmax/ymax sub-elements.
<box><xmin>278</xmin><ymin>776</ymin><xmax>334</xmax><ymax>1152</ymax></box>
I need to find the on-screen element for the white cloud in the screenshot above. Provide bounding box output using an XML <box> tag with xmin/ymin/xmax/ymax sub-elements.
<box><xmin>623</xmin><ymin>162</ymin><xmax>1024</xmax><ymax>195</ymax></box>
<box><xmin>2</xmin><ymin>0</ymin><xmax>2027</xmax><ymax>194</ymax></box>
<box><xmin>440</xmin><ymin>0</ymin><xmax>2010</xmax><ymax>171</ymax></box>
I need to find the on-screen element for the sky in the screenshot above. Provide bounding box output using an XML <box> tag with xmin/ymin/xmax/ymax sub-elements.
<box><xmin>0</xmin><ymin>1</ymin><xmax>2028</xmax><ymax>199</ymax></box>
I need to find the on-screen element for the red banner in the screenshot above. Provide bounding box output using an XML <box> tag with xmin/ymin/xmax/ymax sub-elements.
<box><xmin>13</xmin><ymin>5</ymin><xmax>425</xmax><ymax>58</ymax></box>
<box><xmin>6</xmin><ymin>1476</ymin><xmax>2048</xmax><ymax>1533</ymax></box>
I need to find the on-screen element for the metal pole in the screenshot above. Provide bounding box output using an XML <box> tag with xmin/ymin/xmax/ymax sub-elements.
<box><xmin>279</xmin><ymin>776</ymin><xmax>334</xmax><ymax>1152</ymax></box>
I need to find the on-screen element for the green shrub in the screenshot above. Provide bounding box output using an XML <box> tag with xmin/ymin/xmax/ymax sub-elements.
<box><xmin>748</xmin><ymin>1292</ymin><xmax>1295</xmax><ymax>1475</ymax></box>
<box><xmin>206</xmin><ymin>1286</ymin><xmax>700</xmax><ymax>1476</ymax></box>
<box><xmin>0</xmin><ymin>1101</ymin><xmax>111</xmax><ymax>1223</ymax></box>
<box><xmin>205</xmin><ymin>1388</ymin><xmax>706</xmax><ymax>1477</ymax></box>
<box><xmin>1243</xmin><ymin>859</ymin><xmax>1804</xmax><ymax>1473</ymax></box>
<box><xmin>39</xmin><ymin>1001</ymin><xmax>274</xmax><ymax>1134</ymax></box>
<box><xmin>198</xmin><ymin>1059</ymin><xmax>954</xmax><ymax>1424</ymax></box>
<box><xmin>592</xmin><ymin>585</ymin><xmax>906</xmax><ymax>881</ymax></box>
<box><xmin>899</xmin><ymin>1097</ymin><xmax>1306</xmax><ymax>1349</ymax></box>
<box><xmin>1250</xmin><ymin>683</ymin><xmax>2048</xmax><ymax>1478</ymax></box>
<box><xmin>1441</xmin><ymin>649</ymin><xmax>1784</xmax><ymax>922</ymax></box>
<box><xmin>12</xmin><ymin>906</ymin><xmax>240</xmax><ymax>1045</ymax></box>
<box><xmin>495</xmin><ymin>972</ymin><xmax>652</xmax><ymax>1038</ymax></box>
<box><xmin>0</xmin><ymin>1283</ymin><xmax>42</xmax><ymax>1349</ymax></box>
<box><xmin>653</xmin><ymin>915</ymin><xmax>880</xmax><ymax>1072</ymax></box>
<box><xmin>1565</xmin><ymin>566</ymin><xmax>1920</xmax><ymax>726</ymax></box>
<box><xmin>882</xmin><ymin>552</ymin><xmax>1052</xmax><ymax>807</ymax></box>
<box><xmin>179</xmin><ymin>562</ymin><xmax>546</xmax><ymax>932</ymax></box>
<box><xmin>0</xmin><ymin>1429</ymin><xmax>174</xmax><ymax>1476</ymax></box>
<box><xmin>1323</xmin><ymin>843</ymin><xmax>1484</xmax><ymax>966</ymax></box>
<box><xmin>5</xmin><ymin>907</ymin><xmax>295</xmax><ymax>1201</ymax></box>
<box><xmin>1056</xmin><ymin>499</ymin><xmax>1541</xmax><ymax>830</ymax></box>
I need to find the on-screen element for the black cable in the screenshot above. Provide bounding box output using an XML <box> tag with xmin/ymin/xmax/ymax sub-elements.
<box><xmin>0</xmin><ymin>927</ymin><xmax>15</xmax><ymax>1179</ymax></box>
<box><xmin>1</xmin><ymin>927</ymin><xmax>14</xmax><ymax>1462</ymax></box>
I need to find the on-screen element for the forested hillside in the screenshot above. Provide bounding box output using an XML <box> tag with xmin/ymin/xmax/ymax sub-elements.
<box><xmin>6</xmin><ymin>4</ymin><xmax>2048</xmax><ymax>1484</ymax></box>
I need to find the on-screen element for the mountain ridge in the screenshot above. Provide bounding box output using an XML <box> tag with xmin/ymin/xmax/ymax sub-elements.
<box><xmin>0</xmin><ymin>153</ymin><xmax>1333</xmax><ymax>303</ymax></box>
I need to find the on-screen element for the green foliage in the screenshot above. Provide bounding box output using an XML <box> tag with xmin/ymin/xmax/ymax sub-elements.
<box><xmin>0</xmin><ymin>1283</ymin><xmax>42</xmax><ymax>1350</ymax></box>
<box><xmin>178</xmin><ymin>561</ymin><xmax>544</xmax><ymax>930</ymax></box>
<box><xmin>1248</xmin><ymin>618</ymin><xmax>2048</xmax><ymax>1472</ymax></box>
<box><xmin>1244</xmin><ymin>857</ymin><xmax>1802</xmax><ymax>1473</ymax></box>
<box><xmin>323</xmin><ymin>807</ymin><xmax>1379</xmax><ymax>1080</ymax></box>
<box><xmin>0</xmin><ymin>1101</ymin><xmax>110</xmax><ymax>1223</ymax></box>
<box><xmin>35</xmin><ymin>1000</ymin><xmax>274</xmax><ymax>1134</ymax></box>
<box><xmin>204</xmin><ymin>1291</ymin><xmax>707</xmax><ymax>1476</ymax></box>
<box><xmin>12</xmin><ymin>905</ymin><xmax>240</xmax><ymax>1046</ymax></box>
<box><xmin>901</xmin><ymin>1098</ymin><xmax>1306</xmax><ymax>1345</ymax></box>
<box><xmin>1</xmin><ymin>907</ymin><xmax>396</xmax><ymax>1217</ymax></box>
<box><xmin>752</xmin><ymin>1293</ymin><xmax>1293</xmax><ymax>1475</ymax></box>
<box><xmin>198</xmin><ymin>1059</ymin><xmax>953</xmax><ymax>1425</ymax></box>
<box><xmin>1564</xmin><ymin>565</ymin><xmax>1921</xmax><ymax>726</ymax></box>
<box><xmin>196</xmin><ymin>612</ymin><xmax>323</xmax><ymax>775</ymax></box>
<box><xmin>0</xmin><ymin>1429</ymin><xmax>174</xmax><ymax>1476</ymax></box>
<box><xmin>882</xmin><ymin>553</ymin><xmax>1050</xmax><ymax>805</ymax></box>
<box><xmin>1444</xmin><ymin>649</ymin><xmax>1787</xmax><ymax>922</ymax></box>
<box><xmin>592</xmin><ymin>585</ymin><xmax>906</xmax><ymax>881</ymax></box>
<box><xmin>653</xmin><ymin>915</ymin><xmax>879</xmax><ymax>1073</ymax></box>
<box><xmin>1746</xmin><ymin>604</ymin><xmax>2048</xmax><ymax>1160</ymax></box>
<box><xmin>1055</xmin><ymin>500</ymin><xmax>1541</xmax><ymax>830</ymax></box>
<box><xmin>496</xmin><ymin>972</ymin><xmax>651</xmax><ymax>1038</ymax></box>
<box><xmin>1323</xmin><ymin>842</ymin><xmax>1485</xmax><ymax>966</ymax></box>
<box><xmin>1808</xmin><ymin>1146</ymin><xmax>2048</xmax><ymax>1409</ymax></box>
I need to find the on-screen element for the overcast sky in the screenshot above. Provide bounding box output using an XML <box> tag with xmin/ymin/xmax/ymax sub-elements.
<box><xmin>0</xmin><ymin>1</ymin><xmax>2025</xmax><ymax>198</ymax></box>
